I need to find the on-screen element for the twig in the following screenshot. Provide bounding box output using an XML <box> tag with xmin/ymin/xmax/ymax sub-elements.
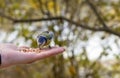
<box><xmin>85</xmin><ymin>0</ymin><xmax>108</xmax><ymax>28</ymax></box>
<box><xmin>0</xmin><ymin>12</ymin><xmax>15</xmax><ymax>21</ymax></box>
<box><xmin>85</xmin><ymin>0</ymin><xmax>120</xmax><ymax>37</ymax></box>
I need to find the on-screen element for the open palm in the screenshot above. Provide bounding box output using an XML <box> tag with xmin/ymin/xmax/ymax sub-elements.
<box><xmin>0</xmin><ymin>43</ymin><xmax>65</xmax><ymax>68</ymax></box>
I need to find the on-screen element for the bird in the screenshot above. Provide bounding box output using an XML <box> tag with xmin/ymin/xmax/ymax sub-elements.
<box><xmin>37</xmin><ymin>31</ymin><xmax>54</xmax><ymax>49</ymax></box>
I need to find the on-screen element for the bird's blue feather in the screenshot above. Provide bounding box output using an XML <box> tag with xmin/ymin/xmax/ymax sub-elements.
<box><xmin>38</xmin><ymin>36</ymin><xmax>47</xmax><ymax>44</ymax></box>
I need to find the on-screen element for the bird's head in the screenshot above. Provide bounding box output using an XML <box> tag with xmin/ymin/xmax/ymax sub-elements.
<box><xmin>48</xmin><ymin>31</ymin><xmax>54</xmax><ymax>40</ymax></box>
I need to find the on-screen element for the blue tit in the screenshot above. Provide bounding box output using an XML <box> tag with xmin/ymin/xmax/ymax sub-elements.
<box><xmin>37</xmin><ymin>31</ymin><xmax>54</xmax><ymax>49</ymax></box>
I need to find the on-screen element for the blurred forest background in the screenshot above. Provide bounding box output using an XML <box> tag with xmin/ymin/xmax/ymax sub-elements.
<box><xmin>0</xmin><ymin>0</ymin><xmax>120</xmax><ymax>78</ymax></box>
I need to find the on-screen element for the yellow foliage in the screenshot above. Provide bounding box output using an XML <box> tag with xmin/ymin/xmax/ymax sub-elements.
<box><xmin>28</xmin><ymin>0</ymin><xmax>60</xmax><ymax>15</ymax></box>
<box><xmin>69</xmin><ymin>66</ymin><xmax>76</xmax><ymax>75</ymax></box>
<box><xmin>28</xmin><ymin>0</ymin><xmax>40</xmax><ymax>9</ymax></box>
<box><xmin>0</xmin><ymin>0</ymin><xmax>5</xmax><ymax>8</ymax></box>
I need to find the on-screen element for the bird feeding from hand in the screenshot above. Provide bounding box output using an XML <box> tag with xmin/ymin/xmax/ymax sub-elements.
<box><xmin>37</xmin><ymin>31</ymin><xmax>54</xmax><ymax>49</ymax></box>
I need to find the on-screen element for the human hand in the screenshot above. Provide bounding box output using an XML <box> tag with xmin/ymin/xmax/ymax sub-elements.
<box><xmin>0</xmin><ymin>43</ymin><xmax>65</xmax><ymax>68</ymax></box>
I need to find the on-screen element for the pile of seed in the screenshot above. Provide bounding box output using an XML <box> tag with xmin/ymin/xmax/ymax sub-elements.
<box><xmin>19</xmin><ymin>47</ymin><xmax>42</xmax><ymax>53</ymax></box>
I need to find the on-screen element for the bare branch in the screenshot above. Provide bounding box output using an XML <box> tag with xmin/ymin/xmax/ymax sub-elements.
<box><xmin>13</xmin><ymin>16</ymin><xmax>102</xmax><ymax>30</ymax></box>
<box><xmin>13</xmin><ymin>16</ymin><xmax>120</xmax><ymax>37</ymax></box>
<box><xmin>0</xmin><ymin>12</ymin><xmax>15</xmax><ymax>21</ymax></box>
<box><xmin>85</xmin><ymin>0</ymin><xmax>120</xmax><ymax>37</ymax></box>
<box><xmin>85</xmin><ymin>0</ymin><xmax>108</xmax><ymax>28</ymax></box>
<box><xmin>37</xmin><ymin>0</ymin><xmax>44</xmax><ymax>14</ymax></box>
<box><xmin>0</xmin><ymin>11</ymin><xmax>120</xmax><ymax>37</ymax></box>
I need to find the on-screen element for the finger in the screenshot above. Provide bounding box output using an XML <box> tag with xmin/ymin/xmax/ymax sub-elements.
<box><xmin>32</xmin><ymin>47</ymin><xmax>58</xmax><ymax>51</ymax></box>
<box><xmin>17</xmin><ymin>47</ymin><xmax>65</xmax><ymax>64</ymax></box>
<box><xmin>35</xmin><ymin>47</ymin><xmax>65</xmax><ymax>59</ymax></box>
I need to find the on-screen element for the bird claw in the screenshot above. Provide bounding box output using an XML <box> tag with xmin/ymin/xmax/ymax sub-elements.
<box><xmin>48</xmin><ymin>45</ymin><xmax>51</xmax><ymax>49</ymax></box>
<box><xmin>39</xmin><ymin>48</ymin><xmax>41</xmax><ymax>50</ymax></box>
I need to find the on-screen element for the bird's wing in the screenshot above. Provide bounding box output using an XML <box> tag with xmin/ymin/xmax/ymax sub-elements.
<box><xmin>37</xmin><ymin>36</ymin><xmax>47</xmax><ymax>45</ymax></box>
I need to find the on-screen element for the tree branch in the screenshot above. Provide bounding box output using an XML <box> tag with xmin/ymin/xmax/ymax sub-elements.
<box><xmin>0</xmin><ymin>12</ymin><xmax>15</xmax><ymax>21</ymax></box>
<box><xmin>85</xmin><ymin>0</ymin><xmax>108</xmax><ymax>28</ymax></box>
<box><xmin>14</xmin><ymin>16</ymin><xmax>120</xmax><ymax>37</ymax></box>
<box><xmin>85</xmin><ymin>0</ymin><xmax>120</xmax><ymax>37</ymax></box>
<box><xmin>0</xmin><ymin>12</ymin><xmax>120</xmax><ymax>37</ymax></box>
<box><xmin>13</xmin><ymin>16</ymin><xmax>104</xmax><ymax>30</ymax></box>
